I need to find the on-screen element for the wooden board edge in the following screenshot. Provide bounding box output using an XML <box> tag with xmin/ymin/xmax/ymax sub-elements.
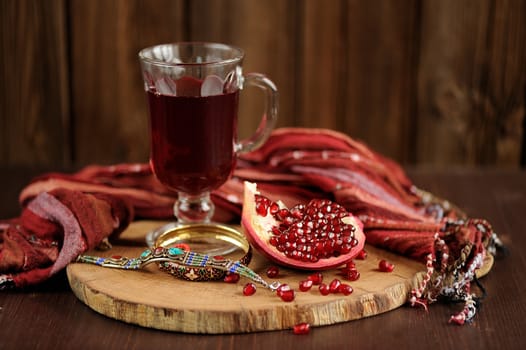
<box><xmin>67</xmin><ymin>265</ymin><xmax>416</xmax><ymax>334</ymax></box>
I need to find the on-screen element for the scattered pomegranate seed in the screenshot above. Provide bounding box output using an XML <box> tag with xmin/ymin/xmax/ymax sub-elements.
<box><xmin>266</xmin><ymin>266</ymin><xmax>280</xmax><ymax>278</ymax></box>
<box><xmin>243</xmin><ymin>283</ymin><xmax>257</xmax><ymax>296</ymax></box>
<box><xmin>339</xmin><ymin>261</ymin><xmax>360</xmax><ymax>280</ymax></box>
<box><xmin>356</xmin><ymin>249</ymin><xmax>368</xmax><ymax>260</ymax></box>
<box><xmin>307</xmin><ymin>272</ymin><xmax>323</xmax><ymax>285</ymax></box>
<box><xmin>293</xmin><ymin>322</ymin><xmax>311</xmax><ymax>335</ymax></box>
<box><xmin>329</xmin><ymin>278</ymin><xmax>342</xmax><ymax>293</ymax></box>
<box><xmin>379</xmin><ymin>259</ymin><xmax>395</xmax><ymax>272</ymax></box>
<box><xmin>279</xmin><ymin>289</ymin><xmax>296</xmax><ymax>302</ymax></box>
<box><xmin>338</xmin><ymin>284</ymin><xmax>353</xmax><ymax>295</ymax></box>
<box><xmin>299</xmin><ymin>279</ymin><xmax>313</xmax><ymax>292</ymax></box>
<box><xmin>223</xmin><ymin>273</ymin><xmax>240</xmax><ymax>284</ymax></box>
<box><xmin>276</xmin><ymin>284</ymin><xmax>296</xmax><ymax>302</ymax></box>
<box><xmin>319</xmin><ymin>283</ymin><xmax>330</xmax><ymax>296</ymax></box>
<box><xmin>276</xmin><ymin>284</ymin><xmax>291</xmax><ymax>297</ymax></box>
<box><xmin>342</xmin><ymin>268</ymin><xmax>360</xmax><ymax>281</ymax></box>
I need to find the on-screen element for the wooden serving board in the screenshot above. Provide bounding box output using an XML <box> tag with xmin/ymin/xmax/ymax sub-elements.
<box><xmin>67</xmin><ymin>220</ymin><xmax>493</xmax><ymax>334</ymax></box>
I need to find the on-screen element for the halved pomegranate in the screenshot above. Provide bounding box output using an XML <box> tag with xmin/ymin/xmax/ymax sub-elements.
<box><xmin>241</xmin><ymin>181</ymin><xmax>365</xmax><ymax>270</ymax></box>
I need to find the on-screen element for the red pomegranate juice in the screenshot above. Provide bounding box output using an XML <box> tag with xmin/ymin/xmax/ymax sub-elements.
<box><xmin>147</xmin><ymin>81</ymin><xmax>239</xmax><ymax>195</ymax></box>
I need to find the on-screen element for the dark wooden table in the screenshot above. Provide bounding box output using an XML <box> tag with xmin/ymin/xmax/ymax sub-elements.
<box><xmin>1</xmin><ymin>167</ymin><xmax>525</xmax><ymax>350</ymax></box>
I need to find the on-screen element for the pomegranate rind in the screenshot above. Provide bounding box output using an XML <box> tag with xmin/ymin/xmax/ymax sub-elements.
<box><xmin>241</xmin><ymin>181</ymin><xmax>366</xmax><ymax>271</ymax></box>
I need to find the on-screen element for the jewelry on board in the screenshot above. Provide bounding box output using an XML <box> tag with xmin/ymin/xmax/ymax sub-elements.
<box><xmin>153</xmin><ymin>223</ymin><xmax>253</xmax><ymax>282</ymax></box>
<box><xmin>75</xmin><ymin>223</ymin><xmax>281</xmax><ymax>291</ymax></box>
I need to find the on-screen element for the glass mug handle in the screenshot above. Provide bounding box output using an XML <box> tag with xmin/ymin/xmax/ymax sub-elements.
<box><xmin>235</xmin><ymin>73</ymin><xmax>279</xmax><ymax>154</ymax></box>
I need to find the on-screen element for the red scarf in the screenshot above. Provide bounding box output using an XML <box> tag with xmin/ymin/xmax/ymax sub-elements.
<box><xmin>0</xmin><ymin>128</ymin><xmax>498</xmax><ymax>324</ymax></box>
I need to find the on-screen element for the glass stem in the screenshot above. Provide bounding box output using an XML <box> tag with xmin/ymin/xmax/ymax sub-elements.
<box><xmin>174</xmin><ymin>192</ymin><xmax>215</xmax><ymax>224</ymax></box>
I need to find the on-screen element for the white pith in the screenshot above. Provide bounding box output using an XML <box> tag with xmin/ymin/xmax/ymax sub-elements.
<box><xmin>242</xmin><ymin>181</ymin><xmax>277</xmax><ymax>242</ymax></box>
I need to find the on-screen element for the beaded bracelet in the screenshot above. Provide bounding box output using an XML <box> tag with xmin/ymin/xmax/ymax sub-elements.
<box><xmin>75</xmin><ymin>224</ymin><xmax>280</xmax><ymax>290</ymax></box>
<box><xmin>75</xmin><ymin>245</ymin><xmax>278</xmax><ymax>290</ymax></box>
<box><xmin>153</xmin><ymin>223</ymin><xmax>253</xmax><ymax>282</ymax></box>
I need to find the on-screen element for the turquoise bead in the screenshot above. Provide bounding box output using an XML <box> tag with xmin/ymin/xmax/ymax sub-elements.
<box><xmin>140</xmin><ymin>249</ymin><xmax>152</xmax><ymax>259</ymax></box>
<box><xmin>167</xmin><ymin>247</ymin><xmax>184</xmax><ymax>256</ymax></box>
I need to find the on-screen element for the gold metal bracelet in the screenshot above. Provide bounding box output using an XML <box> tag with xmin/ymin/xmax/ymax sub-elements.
<box><xmin>154</xmin><ymin>223</ymin><xmax>253</xmax><ymax>282</ymax></box>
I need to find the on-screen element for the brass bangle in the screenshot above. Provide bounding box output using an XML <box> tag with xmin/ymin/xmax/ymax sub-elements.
<box><xmin>154</xmin><ymin>223</ymin><xmax>252</xmax><ymax>282</ymax></box>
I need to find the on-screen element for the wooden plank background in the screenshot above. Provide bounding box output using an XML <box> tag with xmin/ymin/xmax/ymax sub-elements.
<box><xmin>1</xmin><ymin>0</ymin><xmax>525</xmax><ymax>168</ymax></box>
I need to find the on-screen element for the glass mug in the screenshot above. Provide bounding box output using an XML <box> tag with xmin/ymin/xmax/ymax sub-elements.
<box><xmin>139</xmin><ymin>42</ymin><xmax>278</xmax><ymax>249</ymax></box>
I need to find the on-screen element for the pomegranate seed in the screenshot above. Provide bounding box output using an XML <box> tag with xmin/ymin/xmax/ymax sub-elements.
<box><xmin>276</xmin><ymin>284</ymin><xmax>291</xmax><ymax>297</ymax></box>
<box><xmin>379</xmin><ymin>259</ymin><xmax>395</xmax><ymax>272</ymax></box>
<box><xmin>299</xmin><ymin>279</ymin><xmax>313</xmax><ymax>292</ymax></box>
<box><xmin>344</xmin><ymin>261</ymin><xmax>356</xmax><ymax>269</ymax></box>
<box><xmin>223</xmin><ymin>273</ymin><xmax>240</xmax><ymax>283</ymax></box>
<box><xmin>279</xmin><ymin>289</ymin><xmax>295</xmax><ymax>302</ymax></box>
<box><xmin>307</xmin><ymin>272</ymin><xmax>323</xmax><ymax>285</ymax></box>
<box><xmin>343</xmin><ymin>269</ymin><xmax>360</xmax><ymax>281</ymax></box>
<box><xmin>293</xmin><ymin>322</ymin><xmax>310</xmax><ymax>335</ymax></box>
<box><xmin>266</xmin><ymin>266</ymin><xmax>280</xmax><ymax>278</ymax></box>
<box><xmin>340</xmin><ymin>244</ymin><xmax>352</xmax><ymax>254</ymax></box>
<box><xmin>277</xmin><ymin>208</ymin><xmax>290</xmax><ymax>220</ymax></box>
<box><xmin>290</xmin><ymin>206</ymin><xmax>304</xmax><ymax>219</ymax></box>
<box><xmin>338</xmin><ymin>283</ymin><xmax>353</xmax><ymax>295</ymax></box>
<box><xmin>356</xmin><ymin>249</ymin><xmax>368</xmax><ymax>260</ymax></box>
<box><xmin>319</xmin><ymin>283</ymin><xmax>330</xmax><ymax>296</ymax></box>
<box><xmin>256</xmin><ymin>201</ymin><xmax>268</xmax><ymax>216</ymax></box>
<box><xmin>269</xmin><ymin>202</ymin><xmax>280</xmax><ymax>215</ymax></box>
<box><xmin>329</xmin><ymin>278</ymin><xmax>342</xmax><ymax>293</ymax></box>
<box><xmin>243</xmin><ymin>283</ymin><xmax>257</xmax><ymax>296</ymax></box>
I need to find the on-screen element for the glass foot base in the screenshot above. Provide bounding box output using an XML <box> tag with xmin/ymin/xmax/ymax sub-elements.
<box><xmin>145</xmin><ymin>222</ymin><xmax>246</xmax><ymax>257</ymax></box>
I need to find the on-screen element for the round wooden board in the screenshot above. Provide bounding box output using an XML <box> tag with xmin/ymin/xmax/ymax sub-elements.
<box><xmin>67</xmin><ymin>220</ymin><xmax>493</xmax><ymax>334</ymax></box>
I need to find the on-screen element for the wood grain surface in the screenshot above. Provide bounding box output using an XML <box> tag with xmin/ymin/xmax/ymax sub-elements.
<box><xmin>66</xmin><ymin>220</ymin><xmax>493</xmax><ymax>333</ymax></box>
<box><xmin>2</xmin><ymin>0</ymin><xmax>524</xmax><ymax>168</ymax></box>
